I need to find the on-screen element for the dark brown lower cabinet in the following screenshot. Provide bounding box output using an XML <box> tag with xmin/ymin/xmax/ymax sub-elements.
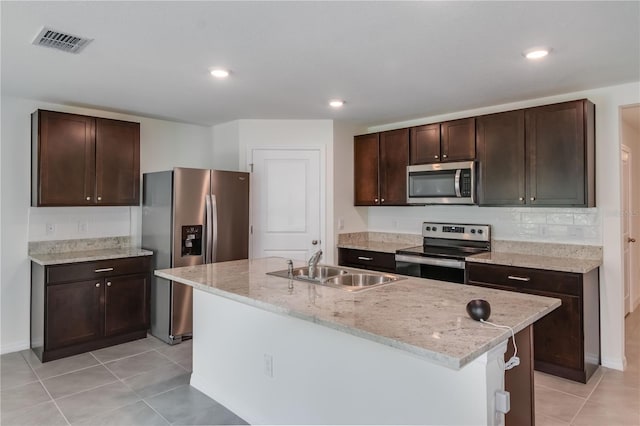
<box><xmin>31</xmin><ymin>256</ymin><xmax>151</xmax><ymax>362</ymax></box>
<box><xmin>337</xmin><ymin>248</ymin><xmax>396</xmax><ymax>273</ymax></box>
<box><xmin>466</xmin><ymin>263</ymin><xmax>600</xmax><ymax>383</ymax></box>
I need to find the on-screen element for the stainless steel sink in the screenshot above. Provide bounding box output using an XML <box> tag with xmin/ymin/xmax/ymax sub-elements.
<box><xmin>324</xmin><ymin>273</ymin><xmax>401</xmax><ymax>288</ymax></box>
<box><xmin>268</xmin><ymin>266</ymin><xmax>349</xmax><ymax>282</ymax></box>
<box><xmin>267</xmin><ymin>264</ymin><xmax>405</xmax><ymax>292</ymax></box>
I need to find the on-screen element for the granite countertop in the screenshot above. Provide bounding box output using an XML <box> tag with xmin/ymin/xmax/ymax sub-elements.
<box><xmin>337</xmin><ymin>240</ymin><xmax>417</xmax><ymax>253</ymax></box>
<box><xmin>156</xmin><ymin>257</ymin><xmax>560</xmax><ymax>370</ymax></box>
<box><xmin>30</xmin><ymin>247</ymin><xmax>153</xmax><ymax>266</ymax></box>
<box><xmin>465</xmin><ymin>252</ymin><xmax>601</xmax><ymax>274</ymax></box>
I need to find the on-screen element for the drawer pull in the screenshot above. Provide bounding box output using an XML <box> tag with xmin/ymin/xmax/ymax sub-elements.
<box><xmin>508</xmin><ymin>275</ymin><xmax>531</xmax><ymax>282</ymax></box>
<box><xmin>94</xmin><ymin>268</ymin><xmax>114</xmax><ymax>273</ymax></box>
<box><xmin>357</xmin><ymin>256</ymin><xmax>373</xmax><ymax>261</ymax></box>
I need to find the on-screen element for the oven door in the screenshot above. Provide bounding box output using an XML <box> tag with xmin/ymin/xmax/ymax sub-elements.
<box><xmin>395</xmin><ymin>254</ymin><xmax>465</xmax><ymax>283</ymax></box>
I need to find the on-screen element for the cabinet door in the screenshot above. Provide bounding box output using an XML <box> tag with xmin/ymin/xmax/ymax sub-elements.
<box><xmin>531</xmin><ymin>290</ymin><xmax>583</xmax><ymax>371</ymax></box>
<box><xmin>35</xmin><ymin>110</ymin><xmax>95</xmax><ymax>206</ymax></box>
<box><xmin>95</xmin><ymin>118</ymin><xmax>140</xmax><ymax>205</ymax></box>
<box><xmin>441</xmin><ymin>117</ymin><xmax>476</xmax><ymax>162</ymax></box>
<box><xmin>526</xmin><ymin>100</ymin><xmax>587</xmax><ymax>206</ymax></box>
<box><xmin>104</xmin><ymin>273</ymin><xmax>149</xmax><ymax>336</ymax></box>
<box><xmin>354</xmin><ymin>133</ymin><xmax>380</xmax><ymax>206</ymax></box>
<box><xmin>409</xmin><ymin>124</ymin><xmax>441</xmax><ymax>164</ymax></box>
<box><xmin>379</xmin><ymin>128</ymin><xmax>409</xmax><ymax>205</ymax></box>
<box><xmin>476</xmin><ymin>111</ymin><xmax>526</xmax><ymax>205</ymax></box>
<box><xmin>46</xmin><ymin>280</ymin><xmax>103</xmax><ymax>349</ymax></box>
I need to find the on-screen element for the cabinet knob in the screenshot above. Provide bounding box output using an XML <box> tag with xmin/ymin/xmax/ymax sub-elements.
<box><xmin>629</xmin><ymin>238</ymin><xmax>637</xmax><ymax>243</ymax></box>
<box><xmin>434</xmin><ymin>155</ymin><xmax>439</xmax><ymax>159</ymax></box>
<box><xmin>518</xmin><ymin>197</ymin><xmax>524</xmax><ymax>201</ymax></box>
<box><xmin>97</xmin><ymin>196</ymin><xmax>102</xmax><ymax>201</ymax></box>
<box><xmin>442</xmin><ymin>154</ymin><xmax>448</xmax><ymax>159</ymax></box>
<box><xmin>95</xmin><ymin>283</ymin><xmax>100</xmax><ymax>287</ymax></box>
<box><xmin>381</xmin><ymin>198</ymin><xmax>385</xmax><ymax>203</ymax></box>
<box><xmin>374</xmin><ymin>198</ymin><xmax>379</xmax><ymax>203</ymax></box>
<box><xmin>86</xmin><ymin>197</ymin><xmax>91</xmax><ymax>201</ymax></box>
<box><xmin>106</xmin><ymin>281</ymin><xmax>112</xmax><ymax>287</ymax></box>
<box><xmin>530</xmin><ymin>197</ymin><xmax>536</xmax><ymax>201</ymax></box>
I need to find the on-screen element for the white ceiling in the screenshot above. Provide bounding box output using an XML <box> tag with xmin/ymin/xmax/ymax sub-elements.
<box><xmin>2</xmin><ymin>1</ymin><xmax>639</xmax><ymax>127</ymax></box>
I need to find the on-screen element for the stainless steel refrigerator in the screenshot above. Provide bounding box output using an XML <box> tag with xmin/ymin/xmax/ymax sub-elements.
<box><xmin>142</xmin><ymin>167</ymin><xmax>249</xmax><ymax>344</ymax></box>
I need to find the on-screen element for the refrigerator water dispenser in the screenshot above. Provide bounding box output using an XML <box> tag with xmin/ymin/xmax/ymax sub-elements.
<box><xmin>181</xmin><ymin>225</ymin><xmax>202</xmax><ymax>256</ymax></box>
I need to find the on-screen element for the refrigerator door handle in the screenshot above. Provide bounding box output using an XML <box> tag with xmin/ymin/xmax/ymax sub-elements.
<box><xmin>205</xmin><ymin>194</ymin><xmax>213</xmax><ymax>264</ymax></box>
<box><xmin>211</xmin><ymin>194</ymin><xmax>218</xmax><ymax>263</ymax></box>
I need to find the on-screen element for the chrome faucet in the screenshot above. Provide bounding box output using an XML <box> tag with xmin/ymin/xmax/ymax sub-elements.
<box><xmin>307</xmin><ymin>249</ymin><xmax>323</xmax><ymax>279</ymax></box>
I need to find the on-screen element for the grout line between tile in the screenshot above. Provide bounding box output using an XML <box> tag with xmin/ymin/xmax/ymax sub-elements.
<box><xmin>534</xmin><ymin>382</ymin><xmax>589</xmax><ymax>401</ymax></box>
<box><xmin>34</xmin><ymin>362</ymin><xmax>101</xmax><ymax>381</ymax></box>
<box><xmin>141</xmin><ymin>399</ymin><xmax>172</xmax><ymax>425</ymax></box>
<box><xmin>49</xmin><ymin>378</ymin><xmax>120</xmax><ymax>401</ymax></box>
<box><xmin>91</xmin><ymin>348</ymin><xmax>156</xmax><ymax>365</ymax></box>
<box><xmin>567</xmin><ymin>368</ymin><xmax>607</xmax><ymax>425</ymax></box>
<box><xmin>22</xmin><ymin>356</ymin><xmax>72</xmax><ymax>426</ymax></box>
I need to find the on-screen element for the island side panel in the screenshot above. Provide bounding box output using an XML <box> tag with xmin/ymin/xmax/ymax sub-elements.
<box><xmin>190</xmin><ymin>288</ymin><xmax>508</xmax><ymax>426</ymax></box>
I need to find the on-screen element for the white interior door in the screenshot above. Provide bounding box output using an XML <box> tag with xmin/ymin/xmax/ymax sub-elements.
<box><xmin>622</xmin><ymin>145</ymin><xmax>632</xmax><ymax>315</ymax></box>
<box><xmin>250</xmin><ymin>148</ymin><xmax>322</xmax><ymax>262</ymax></box>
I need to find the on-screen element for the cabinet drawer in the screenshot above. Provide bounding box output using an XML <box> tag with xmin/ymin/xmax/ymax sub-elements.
<box><xmin>47</xmin><ymin>256</ymin><xmax>151</xmax><ymax>284</ymax></box>
<box><xmin>338</xmin><ymin>248</ymin><xmax>396</xmax><ymax>273</ymax></box>
<box><xmin>466</xmin><ymin>263</ymin><xmax>581</xmax><ymax>296</ymax></box>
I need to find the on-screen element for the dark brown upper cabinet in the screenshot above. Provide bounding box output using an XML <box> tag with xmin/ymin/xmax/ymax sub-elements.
<box><xmin>526</xmin><ymin>100</ymin><xmax>595</xmax><ymax>207</ymax></box>
<box><xmin>409</xmin><ymin>123</ymin><xmax>440</xmax><ymax>164</ymax></box>
<box><xmin>32</xmin><ymin>110</ymin><xmax>140</xmax><ymax>207</ymax></box>
<box><xmin>410</xmin><ymin>118</ymin><xmax>475</xmax><ymax>165</ymax></box>
<box><xmin>477</xmin><ymin>100</ymin><xmax>595</xmax><ymax>207</ymax></box>
<box><xmin>476</xmin><ymin>110</ymin><xmax>526</xmax><ymax>205</ymax></box>
<box><xmin>354</xmin><ymin>129</ymin><xmax>408</xmax><ymax>206</ymax></box>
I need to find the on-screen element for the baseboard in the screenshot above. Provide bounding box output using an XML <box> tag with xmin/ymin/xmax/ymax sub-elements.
<box><xmin>601</xmin><ymin>356</ymin><xmax>626</xmax><ymax>371</ymax></box>
<box><xmin>0</xmin><ymin>340</ymin><xmax>30</xmax><ymax>355</ymax></box>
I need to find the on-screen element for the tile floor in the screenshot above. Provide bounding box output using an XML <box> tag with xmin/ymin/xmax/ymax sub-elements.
<box><xmin>535</xmin><ymin>309</ymin><xmax>640</xmax><ymax>426</ymax></box>
<box><xmin>0</xmin><ymin>337</ymin><xmax>247</xmax><ymax>425</ymax></box>
<box><xmin>2</xmin><ymin>311</ymin><xmax>639</xmax><ymax>425</ymax></box>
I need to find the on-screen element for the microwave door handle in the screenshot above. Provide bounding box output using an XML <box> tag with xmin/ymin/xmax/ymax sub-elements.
<box><xmin>454</xmin><ymin>169</ymin><xmax>462</xmax><ymax>197</ymax></box>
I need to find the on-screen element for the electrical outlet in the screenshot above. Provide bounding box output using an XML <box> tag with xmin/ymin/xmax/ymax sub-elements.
<box><xmin>78</xmin><ymin>221</ymin><xmax>88</xmax><ymax>233</ymax></box>
<box><xmin>45</xmin><ymin>223</ymin><xmax>55</xmax><ymax>236</ymax></box>
<box><xmin>264</xmin><ymin>354</ymin><xmax>273</xmax><ymax>378</ymax></box>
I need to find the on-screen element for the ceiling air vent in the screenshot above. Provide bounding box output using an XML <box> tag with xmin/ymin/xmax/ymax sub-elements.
<box><xmin>32</xmin><ymin>27</ymin><xmax>93</xmax><ymax>54</ymax></box>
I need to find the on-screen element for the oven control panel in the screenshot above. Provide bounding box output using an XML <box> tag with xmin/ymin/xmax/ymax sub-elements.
<box><xmin>422</xmin><ymin>222</ymin><xmax>490</xmax><ymax>242</ymax></box>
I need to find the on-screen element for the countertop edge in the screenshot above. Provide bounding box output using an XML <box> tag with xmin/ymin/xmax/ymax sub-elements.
<box><xmin>30</xmin><ymin>249</ymin><xmax>154</xmax><ymax>266</ymax></box>
<box><xmin>465</xmin><ymin>253</ymin><xmax>602</xmax><ymax>274</ymax></box>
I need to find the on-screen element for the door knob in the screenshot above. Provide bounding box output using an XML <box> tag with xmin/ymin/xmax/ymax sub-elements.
<box><xmin>629</xmin><ymin>238</ymin><xmax>637</xmax><ymax>243</ymax></box>
<box><xmin>312</xmin><ymin>240</ymin><xmax>320</xmax><ymax>245</ymax></box>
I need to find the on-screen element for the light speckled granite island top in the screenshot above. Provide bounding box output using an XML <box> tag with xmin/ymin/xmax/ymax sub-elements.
<box><xmin>30</xmin><ymin>247</ymin><xmax>153</xmax><ymax>265</ymax></box>
<box><xmin>156</xmin><ymin>257</ymin><xmax>560</xmax><ymax>370</ymax></box>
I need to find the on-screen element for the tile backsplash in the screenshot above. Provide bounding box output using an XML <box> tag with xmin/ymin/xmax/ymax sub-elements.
<box><xmin>367</xmin><ymin>206</ymin><xmax>601</xmax><ymax>244</ymax></box>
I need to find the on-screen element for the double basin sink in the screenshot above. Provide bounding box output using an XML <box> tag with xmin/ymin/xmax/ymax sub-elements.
<box><xmin>267</xmin><ymin>264</ymin><xmax>405</xmax><ymax>292</ymax></box>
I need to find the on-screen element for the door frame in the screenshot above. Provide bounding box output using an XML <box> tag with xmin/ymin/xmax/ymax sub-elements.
<box><xmin>246</xmin><ymin>145</ymin><xmax>327</xmax><ymax>263</ymax></box>
<box><xmin>621</xmin><ymin>144</ymin><xmax>633</xmax><ymax>315</ymax></box>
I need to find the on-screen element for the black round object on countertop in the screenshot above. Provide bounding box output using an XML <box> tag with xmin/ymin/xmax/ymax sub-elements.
<box><xmin>466</xmin><ymin>299</ymin><xmax>491</xmax><ymax>321</ymax></box>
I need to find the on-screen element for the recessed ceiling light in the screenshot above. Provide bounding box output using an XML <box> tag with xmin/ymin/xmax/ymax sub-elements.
<box><xmin>523</xmin><ymin>48</ymin><xmax>551</xmax><ymax>60</ymax></box>
<box><xmin>329</xmin><ymin>100</ymin><xmax>345</xmax><ymax>108</ymax></box>
<box><xmin>210</xmin><ymin>69</ymin><xmax>230</xmax><ymax>78</ymax></box>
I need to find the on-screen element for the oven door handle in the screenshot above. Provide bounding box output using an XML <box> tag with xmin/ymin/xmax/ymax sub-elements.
<box><xmin>395</xmin><ymin>254</ymin><xmax>465</xmax><ymax>270</ymax></box>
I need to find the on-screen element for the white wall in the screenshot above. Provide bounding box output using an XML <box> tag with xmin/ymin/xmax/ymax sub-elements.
<box><xmin>332</xmin><ymin>121</ymin><xmax>368</xmax><ymax>261</ymax></box>
<box><xmin>0</xmin><ymin>95</ymin><xmax>213</xmax><ymax>353</ymax></box>
<box><xmin>211</xmin><ymin>120</ymin><xmax>240</xmax><ymax>171</ymax></box>
<box><xmin>367</xmin><ymin>82</ymin><xmax>640</xmax><ymax>370</ymax></box>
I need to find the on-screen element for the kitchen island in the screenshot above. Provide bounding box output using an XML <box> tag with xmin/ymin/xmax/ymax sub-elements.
<box><xmin>156</xmin><ymin>257</ymin><xmax>560</xmax><ymax>425</ymax></box>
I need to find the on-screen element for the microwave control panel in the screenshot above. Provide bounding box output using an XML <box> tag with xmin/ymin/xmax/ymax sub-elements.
<box><xmin>460</xmin><ymin>170</ymin><xmax>472</xmax><ymax>197</ymax></box>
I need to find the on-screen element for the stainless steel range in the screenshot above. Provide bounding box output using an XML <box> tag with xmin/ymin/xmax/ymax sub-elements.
<box><xmin>395</xmin><ymin>222</ymin><xmax>491</xmax><ymax>283</ymax></box>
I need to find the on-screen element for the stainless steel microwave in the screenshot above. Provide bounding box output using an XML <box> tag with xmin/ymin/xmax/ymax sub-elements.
<box><xmin>407</xmin><ymin>161</ymin><xmax>476</xmax><ymax>204</ymax></box>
